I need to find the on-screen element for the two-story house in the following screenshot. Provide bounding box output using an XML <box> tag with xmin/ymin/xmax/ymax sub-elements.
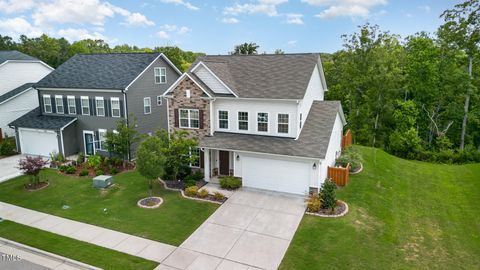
<box><xmin>0</xmin><ymin>50</ymin><xmax>54</xmax><ymax>137</ymax></box>
<box><xmin>9</xmin><ymin>52</ymin><xmax>181</xmax><ymax>157</ymax></box>
<box><xmin>163</xmin><ymin>53</ymin><xmax>346</xmax><ymax>195</ymax></box>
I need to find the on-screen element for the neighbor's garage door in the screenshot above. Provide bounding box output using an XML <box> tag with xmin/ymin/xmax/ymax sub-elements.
<box><xmin>241</xmin><ymin>154</ymin><xmax>311</xmax><ymax>195</ymax></box>
<box><xmin>19</xmin><ymin>128</ymin><xmax>59</xmax><ymax>156</ymax></box>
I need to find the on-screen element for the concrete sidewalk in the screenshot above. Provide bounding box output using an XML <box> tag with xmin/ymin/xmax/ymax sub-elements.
<box><xmin>0</xmin><ymin>202</ymin><xmax>176</xmax><ymax>263</ymax></box>
<box><xmin>0</xmin><ymin>155</ymin><xmax>25</xmax><ymax>183</ymax></box>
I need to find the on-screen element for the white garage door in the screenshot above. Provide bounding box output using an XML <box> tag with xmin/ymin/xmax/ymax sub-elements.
<box><xmin>19</xmin><ymin>128</ymin><xmax>59</xmax><ymax>157</ymax></box>
<box><xmin>241</xmin><ymin>155</ymin><xmax>311</xmax><ymax>195</ymax></box>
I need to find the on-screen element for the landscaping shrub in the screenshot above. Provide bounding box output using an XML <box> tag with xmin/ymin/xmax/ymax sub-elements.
<box><xmin>219</xmin><ymin>176</ymin><xmax>242</xmax><ymax>190</ymax></box>
<box><xmin>0</xmin><ymin>137</ymin><xmax>16</xmax><ymax>156</ymax></box>
<box><xmin>50</xmin><ymin>151</ymin><xmax>65</xmax><ymax>163</ymax></box>
<box><xmin>336</xmin><ymin>147</ymin><xmax>363</xmax><ymax>171</ymax></box>
<box><xmin>320</xmin><ymin>179</ymin><xmax>337</xmax><ymax>211</ymax></box>
<box><xmin>184</xmin><ymin>186</ymin><xmax>198</xmax><ymax>197</ymax></box>
<box><xmin>213</xmin><ymin>192</ymin><xmax>225</xmax><ymax>201</ymax></box>
<box><xmin>185</xmin><ymin>179</ymin><xmax>196</xmax><ymax>188</ymax></box>
<box><xmin>87</xmin><ymin>155</ymin><xmax>102</xmax><ymax>169</ymax></box>
<box><xmin>65</xmin><ymin>166</ymin><xmax>76</xmax><ymax>174</ymax></box>
<box><xmin>197</xmin><ymin>189</ymin><xmax>209</xmax><ymax>198</ymax></box>
<box><xmin>76</xmin><ymin>152</ymin><xmax>85</xmax><ymax>164</ymax></box>
<box><xmin>95</xmin><ymin>170</ymin><xmax>104</xmax><ymax>176</ymax></box>
<box><xmin>79</xmin><ymin>170</ymin><xmax>89</xmax><ymax>177</ymax></box>
<box><xmin>306</xmin><ymin>193</ymin><xmax>322</xmax><ymax>212</ymax></box>
<box><xmin>110</xmin><ymin>167</ymin><xmax>119</xmax><ymax>175</ymax></box>
<box><xmin>185</xmin><ymin>171</ymin><xmax>203</xmax><ymax>182</ymax></box>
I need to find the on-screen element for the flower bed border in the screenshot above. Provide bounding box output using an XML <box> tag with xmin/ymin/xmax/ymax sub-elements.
<box><xmin>305</xmin><ymin>200</ymin><xmax>349</xmax><ymax>218</ymax></box>
<box><xmin>25</xmin><ymin>181</ymin><xmax>50</xmax><ymax>192</ymax></box>
<box><xmin>137</xmin><ymin>196</ymin><xmax>163</xmax><ymax>209</ymax></box>
<box><xmin>350</xmin><ymin>162</ymin><xmax>363</xmax><ymax>175</ymax></box>
<box><xmin>158</xmin><ymin>179</ymin><xmax>224</xmax><ymax>205</ymax></box>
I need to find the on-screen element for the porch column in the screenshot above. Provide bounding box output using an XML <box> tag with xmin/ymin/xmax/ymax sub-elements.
<box><xmin>204</xmin><ymin>148</ymin><xmax>210</xmax><ymax>181</ymax></box>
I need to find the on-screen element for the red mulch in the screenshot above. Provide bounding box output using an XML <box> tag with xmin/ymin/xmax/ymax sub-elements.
<box><xmin>58</xmin><ymin>162</ymin><xmax>135</xmax><ymax>177</ymax></box>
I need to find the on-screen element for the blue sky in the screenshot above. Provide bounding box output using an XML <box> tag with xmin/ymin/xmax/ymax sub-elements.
<box><xmin>0</xmin><ymin>0</ymin><xmax>460</xmax><ymax>54</ymax></box>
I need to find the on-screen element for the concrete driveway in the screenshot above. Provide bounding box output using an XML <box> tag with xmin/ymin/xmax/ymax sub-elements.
<box><xmin>0</xmin><ymin>155</ymin><xmax>25</xmax><ymax>183</ymax></box>
<box><xmin>160</xmin><ymin>188</ymin><xmax>306</xmax><ymax>270</ymax></box>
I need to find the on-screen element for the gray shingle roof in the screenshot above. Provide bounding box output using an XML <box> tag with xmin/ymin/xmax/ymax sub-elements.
<box><xmin>0</xmin><ymin>50</ymin><xmax>38</xmax><ymax>65</ymax></box>
<box><xmin>189</xmin><ymin>53</ymin><xmax>322</xmax><ymax>99</ymax></box>
<box><xmin>9</xmin><ymin>108</ymin><xmax>77</xmax><ymax>130</ymax></box>
<box><xmin>36</xmin><ymin>53</ymin><xmax>161</xmax><ymax>90</ymax></box>
<box><xmin>0</xmin><ymin>83</ymin><xmax>35</xmax><ymax>104</ymax></box>
<box><xmin>200</xmin><ymin>101</ymin><xmax>343</xmax><ymax>159</ymax></box>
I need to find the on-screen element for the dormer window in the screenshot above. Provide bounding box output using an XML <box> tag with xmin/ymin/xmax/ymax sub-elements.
<box><xmin>218</xmin><ymin>110</ymin><xmax>229</xmax><ymax>129</ymax></box>
<box><xmin>257</xmin><ymin>112</ymin><xmax>268</xmax><ymax>132</ymax></box>
<box><xmin>55</xmin><ymin>95</ymin><xmax>64</xmax><ymax>114</ymax></box>
<box><xmin>278</xmin><ymin>113</ymin><xmax>289</xmax><ymax>134</ymax></box>
<box><xmin>43</xmin><ymin>95</ymin><xmax>52</xmax><ymax>113</ymax></box>
<box><xmin>154</xmin><ymin>67</ymin><xmax>167</xmax><ymax>84</ymax></box>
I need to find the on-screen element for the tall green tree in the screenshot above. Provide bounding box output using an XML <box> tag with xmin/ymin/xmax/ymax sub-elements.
<box><xmin>232</xmin><ymin>42</ymin><xmax>259</xmax><ymax>55</ymax></box>
<box><xmin>136</xmin><ymin>135</ymin><xmax>165</xmax><ymax>196</ymax></box>
<box><xmin>105</xmin><ymin>118</ymin><xmax>140</xmax><ymax>166</ymax></box>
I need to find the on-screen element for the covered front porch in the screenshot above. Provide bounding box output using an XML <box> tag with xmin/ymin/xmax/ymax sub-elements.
<box><xmin>202</xmin><ymin>148</ymin><xmax>236</xmax><ymax>182</ymax></box>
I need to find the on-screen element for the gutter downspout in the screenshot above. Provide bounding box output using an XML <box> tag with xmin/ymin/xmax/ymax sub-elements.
<box><xmin>123</xmin><ymin>90</ymin><xmax>131</xmax><ymax>161</ymax></box>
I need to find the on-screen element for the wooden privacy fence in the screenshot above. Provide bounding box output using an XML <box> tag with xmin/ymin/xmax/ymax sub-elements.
<box><xmin>328</xmin><ymin>163</ymin><xmax>350</xmax><ymax>186</ymax></box>
<box><xmin>341</xmin><ymin>129</ymin><xmax>352</xmax><ymax>150</ymax></box>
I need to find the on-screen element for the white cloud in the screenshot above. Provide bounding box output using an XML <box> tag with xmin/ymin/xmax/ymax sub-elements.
<box><xmin>157</xmin><ymin>30</ymin><xmax>170</xmax><ymax>39</ymax></box>
<box><xmin>178</xmin><ymin>26</ymin><xmax>190</xmax><ymax>34</ymax></box>
<box><xmin>122</xmin><ymin>12</ymin><xmax>155</xmax><ymax>27</ymax></box>
<box><xmin>160</xmin><ymin>0</ymin><xmax>199</xmax><ymax>10</ymax></box>
<box><xmin>418</xmin><ymin>5</ymin><xmax>430</xmax><ymax>13</ymax></box>
<box><xmin>57</xmin><ymin>28</ymin><xmax>107</xmax><ymax>41</ymax></box>
<box><xmin>302</xmin><ymin>0</ymin><xmax>387</xmax><ymax>19</ymax></box>
<box><xmin>0</xmin><ymin>0</ymin><xmax>35</xmax><ymax>14</ymax></box>
<box><xmin>222</xmin><ymin>17</ymin><xmax>240</xmax><ymax>24</ymax></box>
<box><xmin>286</xmin><ymin>13</ymin><xmax>303</xmax><ymax>24</ymax></box>
<box><xmin>160</xmin><ymin>24</ymin><xmax>190</xmax><ymax>34</ymax></box>
<box><xmin>0</xmin><ymin>17</ymin><xmax>43</xmax><ymax>37</ymax></box>
<box><xmin>161</xmin><ymin>24</ymin><xmax>178</xmax><ymax>32</ymax></box>
<box><xmin>287</xmin><ymin>40</ymin><xmax>297</xmax><ymax>47</ymax></box>
<box><xmin>224</xmin><ymin>0</ymin><xmax>288</xmax><ymax>17</ymax></box>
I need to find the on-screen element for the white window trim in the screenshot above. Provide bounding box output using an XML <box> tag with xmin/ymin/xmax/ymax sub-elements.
<box><xmin>67</xmin><ymin>95</ymin><xmax>76</xmax><ymax>115</ymax></box>
<box><xmin>55</xmin><ymin>95</ymin><xmax>64</xmax><ymax>114</ymax></box>
<box><xmin>154</xmin><ymin>67</ymin><xmax>167</xmax><ymax>84</ymax></box>
<box><xmin>179</xmin><ymin>108</ymin><xmax>200</xmax><ymax>129</ymax></box>
<box><xmin>256</xmin><ymin>112</ymin><xmax>269</xmax><ymax>133</ymax></box>
<box><xmin>237</xmin><ymin>111</ymin><xmax>249</xmax><ymax>132</ymax></box>
<box><xmin>80</xmin><ymin>96</ymin><xmax>90</xmax><ymax>116</ymax></box>
<box><xmin>277</xmin><ymin>113</ymin><xmax>290</xmax><ymax>134</ymax></box>
<box><xmin>98</xmin><ymin>129</ymin><xmax>107</xmax><ymax>151</ymax></box>
<box><xmin>157</xmin><ymin>95</ymin><xmax>162</xmax><ymax>106</ymax></box>
<box><xmin>95</xmin><ymin>97</ymin><xmax>105</xmax><ymax>117</ymax></box>
<box><xmin>144</xmin><ymin>97</ymin><xmax>151</xmax><ymax>115</ymax></box>
<box><xmin>111</xmin><ymin>97</ymin><xmax>120</xmax><ymax>118</ymax></box>
<box><xmin>43</xmin><ymin>94</ymin><xmax>52</xmax><ymax>113</ymax></box>
<box><xmin>83</xmin><ymin>130</ymin><xmax>95</xmax><ymax>156</ymax></box>
<box><xmin>218</xmin><ymin>110</ymin><xmax>230</xmax><ymax>130</ymax></box>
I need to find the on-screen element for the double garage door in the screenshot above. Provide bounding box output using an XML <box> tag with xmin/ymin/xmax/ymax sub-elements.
<box><xmin>241</xmin><ymin>154</ymin><xmax>311</xmax><ymax>195</ymax></box>
<box><xmin>19</xmin><ymin>128</ymin><xmax>59</xmax><ymax>157</ymax></box>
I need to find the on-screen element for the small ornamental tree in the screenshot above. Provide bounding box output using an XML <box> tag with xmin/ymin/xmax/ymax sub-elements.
<box><xmin>320</xmin><ymin>179</ymin><xmax>337</xmax><ymax>211</ymax></box>
<box><xmin>18</xmin><ymin>156</ymin><xmax>49</xmax><ymax>188</ymax></box>
<box><xmin>136</xmin><ymin>135</ymin><xmax>165</xmax><ymax>197</ymax></box>
<box><xmin>105</xmin><ymin>118</ymin><xmax>140</xmax><ymax>167</ymax></box>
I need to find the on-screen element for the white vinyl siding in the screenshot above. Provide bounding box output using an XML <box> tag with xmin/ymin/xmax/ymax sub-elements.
<box><xmin>218</xmin><ymin>110</ymin><xmax>229</xmax><ymax>130</ymax></box>
<box><xmin>95</xmin><ymin>97</ymin><xmax>105</xmax><ymax>117</ymax></box>
<box><xmin>81</xmin><ymin>96</ymin><xmax>90</xmax><ymax>115</ymax></box>
<box><xmin>144</xmin><ymin>97</ymin><xmax>151</xmax><ymax>114</ymax></box>
<box><xmin>111</xmin><ymin>97</ymin><xmax>120</xmax><ymax>118</ymax></box>
<box><xmin>0</xmin><ymin>62</ymin><xmax>52</xmax><ymax>95</ymax></box>
<box><xmin>67</xmin><ymin>96</ymin><xmax>76</xmax><ymax>114</ymax></box>
<box><xmin>179</xmin><ymin>109</ymin><xmax>199</xmax><ymax>129</ymax></box>
<box><xmin>43</xmin><ymin>95</ymin><xmax>52</xmax><ymax>113</ymax></box>
<box><xmin>257</xmin><ymin>112</ymin><xmax>268</xmax><ymax>132</ymax></box>
<box><xmin>55</xmin><ymin>95</ymin><xmax>64</xmax><ymax>114</ymax></box>
<box><xmin>277</xmin><ymin>113</ymin><xmax>289</xmax><ymax>134</ymax></box>
<box><xmin>154</xmin><ymin>67</ymin><xmax>167</xmax><ymax>84</ymax></box>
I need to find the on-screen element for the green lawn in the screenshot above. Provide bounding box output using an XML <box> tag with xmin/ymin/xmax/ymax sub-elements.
<box><xmin>0</xmin><ymin>170</ymin><xmax>218</xmax><ymax>246</ymax></box>
<box><xmin>280</xmin><ymin>146</ymin><xmax>480</xmax><ymax>270</ymax></box>
<box><xmin>0</xmin><ymin>220</ymin><xmax>158</xmax><ymax>270</ymax></box>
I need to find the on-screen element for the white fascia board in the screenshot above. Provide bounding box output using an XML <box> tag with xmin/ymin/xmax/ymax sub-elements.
<box><xmin>36</xmin><ymin>87</ymin><xmax>122</xmax><ymax>92</ymax></box>
<box><xmin>214</xmin><ymin>96</ymin><xmax>299</xmax><ymax>102</ymax></box>
<box><xmin>191</xmin><ymin>62</ymin><xmax>238</xmax><ymax>97</ymax></box>
<box><xmin>0</xmin><ymin>87</ymin><xmax>33</xmax><ymax>105</ymax></box>
<box><xmin>317</xmin><ymin>56</ymin><xmax>328</xmax><ymax>91</ymax></box>
<box><xmin>159</xmin><ymin>53</ymin><xmax>182</xmax><ymax>75</ymax></box>
<box><xmin>162</xmin><ymin>73</ymin><xmax>212</xmax><ymax>98</ymax></box>
<box><xmin>0</xmin><ymin>60</ymin><xmax>54</xmax><ymax>70</ymax></box>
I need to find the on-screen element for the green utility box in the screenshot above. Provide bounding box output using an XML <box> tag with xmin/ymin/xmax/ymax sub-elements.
<box><xmin>93</xmin><ymin>175</ymin><xmax>113</xmax><ymax>188</ymax></box>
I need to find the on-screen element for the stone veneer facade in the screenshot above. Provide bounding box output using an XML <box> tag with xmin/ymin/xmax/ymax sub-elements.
<box><xmin>167</xmin><ymin>76</ymin><xmax>210</xmax><ymax>139</ymax></box>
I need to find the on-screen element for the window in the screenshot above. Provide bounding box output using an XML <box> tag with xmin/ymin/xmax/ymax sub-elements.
<box><xmin>278</xmin><ymin>113</ymin><xmax>289</xmax><ymax>134</ymax></box>
<box><xmin>218</xmin><ymin>110</ymin><xmax>229</xmax><ymax>129</ymax></box>
<box><xmin>55</xmin><ymin>95</ymin><xmax>64</xmax><ymax>114</ymax></box>
<box><xmin>190</xmin><ymin>147</ymin><xmax>200</xmax><ymax>167</ymax></box>
<box><xmin>111</xmin><ymin>98</ymin><xmax>120</xmax><ymax>118</ymax></box>
<box><xmin>95</xmin><ymin>97</ymin><xmax>105</xmax><ymax>116</ymax></box>
<box><xmin>157</xmin><ymin>95</ymin><xmax>162</xmax><ymax>106</ymax></box>
<box><xmin>43</xmin><ymin>95</ymin><xmax>52</xmax><ymax>113</ymax></box>
<box><xmin>257</xmin><ymin>112</ymin><xmax>268</xmax><ymax>132</ymax></box>
<box><xmin>238</xmin><ymin>111</ymin><xmax>248</xmax><ymax>131</ymax></box>
<box><xmin>144</xmin><ymin>97</ymin><xmax>151</xmax><ymax>114</ymax></box>
<box><xmin>179</xmin><ymin>109</ymin><xmax>199</xmax><ymax>129</ymax></box>
<box><xmin>67</xmin><ymin>96</ymin><xmax>76</xmax><ymax>114</ymax></box>
<box><xmin>299</xmin><ymin>113</ymin><xmax>303</xmax><ymax>129</ymax></box>
<box><xmin>154</xmin><ymin>67</ymin><xmax>167</xmax><ymax>84</ymax></box>
<box><xmin>98</xmin><ymin>129</ymin><xmax>107</xmax><ymax>150</ymax></box>
<box><xmin>185</xmin><ymin>89</ymin><xmax>191</xmax><ymax>98</ymax></box>
<box><xmin>81</xmin><ymin>96</ymin><xmax>90</xmax><ymax>115</ymax></box>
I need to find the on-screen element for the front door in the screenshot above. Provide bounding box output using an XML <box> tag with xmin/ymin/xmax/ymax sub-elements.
<box><xmin>84</xmin><ymin>132</ymin><xmax>94</xmax><ymax>156</ymax></box>
<box><xmin>219</xmin><ymin>151</ymin><xmax>230</xmax><ymax>175</ymax></box>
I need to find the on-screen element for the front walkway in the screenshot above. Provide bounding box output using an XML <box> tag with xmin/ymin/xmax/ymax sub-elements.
<box><xmin>0</xmin><ymin>202</ymin><xmax>176</xmax><ymax>263</ymax></box>
<box><xmin>160</xmin><ymin>188</ymin><xmax>306</xmax><ymax>270</ymax></box>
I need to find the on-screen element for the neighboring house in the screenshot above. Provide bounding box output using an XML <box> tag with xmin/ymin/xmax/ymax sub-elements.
<box><xmin>0</xmin><ymin>50</ymin><xmax>53</xmax><ymax>137</ymax></box>
<box><xmin>163</xmin><ymin>53</ymin><xmax>346</xmax><ymax>195</ymax></box>
<box><xmin>9</xmin><ymin>52</ymin><xmax>181</xmax><ymax>158</ymax></box>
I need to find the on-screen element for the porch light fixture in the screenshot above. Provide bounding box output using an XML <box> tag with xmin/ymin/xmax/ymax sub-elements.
<box><xmin>313</xmin><ymin>163</ymin><xmax>317</xmax><ymax>170</ymax></box>
<box><xmin>236</xmin><ymin>154</ymin><xmax>240</xmax><ymax>161</ymax></box>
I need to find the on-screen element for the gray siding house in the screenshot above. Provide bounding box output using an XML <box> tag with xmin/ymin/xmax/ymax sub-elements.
<box><xmin>9</xmin><ymin>52</ymin><xmax>181</xmax><ymax>157</ymax></box>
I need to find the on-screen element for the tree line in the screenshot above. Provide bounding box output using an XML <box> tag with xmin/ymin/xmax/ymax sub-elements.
<box><xmin>324</xmin><ymin>0</ymin><xmax>480</xmax><ymax>163</ymax></box>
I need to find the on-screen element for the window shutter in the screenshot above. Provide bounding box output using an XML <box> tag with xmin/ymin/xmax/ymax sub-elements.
<box><xmin>200</xmin><ymin>150</ymin><xmax>204</xmax><ymax>169</ymax></box>
<box><xmin>63</xmin><ymin>97</ymin><xmax>68</xmax><ymax>113</ymax></box>
<box><xmin>174</xmin><ymin>109</ymin><xmax>179</xmax><ymax>128</ymax></box>
<box><xmin>39</xmin><ymin>95</ymin><xmax>44</xmax><ymax>114</ymax></box>
<box><xmin>51</xmin><ymin>96</ymin><xmax>56</xmax><ymax>113</ymax></box>
<box><xmin>89</xmin><ymin>98</ymin><xmax>95</xmax><ymax>116</ymax></box>
<box><xmin>105</xmin><ymin>99</ymin><xmax>110</xmax><ymax>117</ymax></box>
<box><xmin>119</xmin><ymin>100</ymin><xmax>124</xmax><ymax>117</ymax></box>
<box><xmin>199</xmin><ymin>110</ymin><xmax>204</xmax><ymax>129</ymax></box>
<box><xmin>75</xmin><ymin>98</ymin><xmax>81</xmax><ymax>115</ymax></box>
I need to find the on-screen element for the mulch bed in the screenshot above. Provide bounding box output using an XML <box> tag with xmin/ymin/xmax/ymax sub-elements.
<box><xmin>137</xmin><ymin>196</ymin><xmax>163</xmax><ymax>209</ymax></box>
<box><xmin>350</xmin><ymin>163</ymin><xmax>363</xmax><ymax>174</ymax></box>
<box><xmin>24</xmin><ymin>181</ymin><xmax>49</xmax><ymax>191</ymax></box>
<box><xmin>58</xmin><ymin>162</ymin><xmax>135</xmax><ymax>177</ymax></box>
<box><xmin>306</xmin><ymin>200</ymin><xmax>349</xmax><ymax>218</ymax></box>
<box><xmin>184</xmin><ymin>193</ymin><xmax>227</xmax><ymax>203</ymax></box>
<box><xmin>163</xmin><ymin>180</ymin><xmax>207</xmax><ymax>190</ymax></box>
